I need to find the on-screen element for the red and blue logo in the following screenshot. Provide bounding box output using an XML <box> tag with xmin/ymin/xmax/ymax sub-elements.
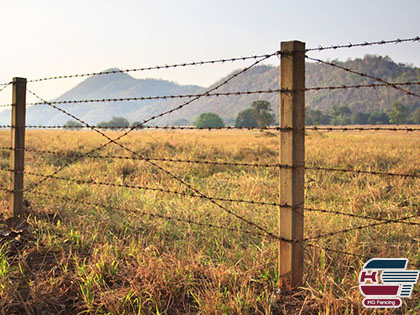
<box><xmin>359</xmin><ymin>258</ymin><xmax>419</xmax><ymax>308</ymax></box>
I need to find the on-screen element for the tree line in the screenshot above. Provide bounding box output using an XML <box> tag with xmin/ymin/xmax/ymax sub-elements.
<box><xmin>191</xmin><ymin>100</ymin><xmax>420</xmax><ymax>128</ymax></box>
<box><xmin>64</xmin><ymin>100</ymin><xmax>420</xmax><ymax>129</ymax></box>
<box><xmin>306</xmin><ymin>101</ymin><xmax>420</xmax><ymax>125</ymax></box>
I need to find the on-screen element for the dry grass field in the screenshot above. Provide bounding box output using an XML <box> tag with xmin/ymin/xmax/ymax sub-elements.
<box><xmin>0</xmin><ymin>129</ymin><xmax>418</xmax><ymax>314</ymax></box>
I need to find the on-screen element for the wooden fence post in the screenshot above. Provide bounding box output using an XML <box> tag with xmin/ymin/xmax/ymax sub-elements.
<box><xmin>9</xmin><ymin>77</ymin><xmax>27</xmax><ymax>217</ymax></box>
<box><xmin>279</xmin><ymin>41</ymin><xmax>305</xmax><ymax>288</ymax></box>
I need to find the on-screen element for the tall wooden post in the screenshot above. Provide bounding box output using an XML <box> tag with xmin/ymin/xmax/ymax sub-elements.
<box><xmin>279</xmin><ymin>41</ymin><xmax>305</xmax><ymax>288</ymax></box>
<box><xmin>9</xmin><ymin>77</ymin><xmax>27</xmax><ymax>217</ymax></box>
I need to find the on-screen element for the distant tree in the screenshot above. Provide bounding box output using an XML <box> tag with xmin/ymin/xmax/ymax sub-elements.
<box><xmin>388</xmin><ymin>101</ymin><xmax>408</xmax><ymax>124</ymax></box>
<box><xmin>251</xmin><ymin>100</ymin><xmax>275</xmax><ymax>128</ymax></box>
<box><xmin>108</xmin><ymin>117</ymin><xmax>130</xmax><ymax>128</ymax></box>
<box><xmin>98</xmin><ymin>117</ymin><xmax>130</xmax><ymax>129</ymax></box>
<box><xmin>413</xmin><ymin>108</ymin><xmax>420</xmax><ymax>124</ymax></box>
<box><xmin>194</xmin><ymin>112</ymin><xmax>224</xmax><ymax>128</ymax></box>
<box><xmin>235</xmin><ymin>108</ymin><xmax>258</xmax><ymax>128</ymax></box>
<box><xmin>329</xmin><ymin>105</ymin><xmax>340</xmax><ymax>117</ymax></box>
<box><xmin>172</xmin><ymin>118</ymin><xmax>189</xmax><ymax>126</ymax></box>
<box><xmin>328</xmin><ymin>105</ymin><xmax>352</xmax><ymax>125</ymax></box>
<box><xmin>64</xmin><ymin>120</ymin><xmax>83</xmax><ymax>130</ymax></box>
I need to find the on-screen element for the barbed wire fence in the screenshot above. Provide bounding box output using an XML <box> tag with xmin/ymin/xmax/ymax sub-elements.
<box><xmin>0</xmin><ymin>37</ymin><xmax>419</xmax><ymax>288</ymax></box>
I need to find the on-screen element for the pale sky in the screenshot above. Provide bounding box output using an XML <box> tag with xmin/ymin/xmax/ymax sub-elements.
<box><xmin>0</xmin><ymin>0</ymin><xmax>419</xmax><ymax>105</ymax></box>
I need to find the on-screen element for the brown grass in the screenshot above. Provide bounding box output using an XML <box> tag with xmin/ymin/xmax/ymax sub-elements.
<box><xmin>0</xmin><ymin>129</ymin><xmax>418</xmax><ymax>314</ymax></box>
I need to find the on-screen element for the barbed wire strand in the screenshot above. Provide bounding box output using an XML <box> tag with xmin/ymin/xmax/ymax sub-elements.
<box><xmin>28</xmin><ymin>190</ymin><xmax>270</xmax><ymax>239</ymax></box>
<box><xmin>26</xmin><ymin>88</ymin><xmax>287</xmax><ymax>242</ymax></box>
<box><xmin>305</xmin><ymin>207</ymin><xmax>420</xmax><ymax>226</ymax></box>
<box><xmin>24</xmin><ymin>53</ymin><xmax>277</xmax><ymax>191</ymax></box>
<box><xmin>20</xmin><ymin>169</ymin><xmax>286</xmax><ymax>207</ymax></box>
<box><xmin>23</xmin><ymin>89</ymin><xmax>287</xmax><ymax>107</ymax></box>
<box><xmin>305</xmin><ymin>55</ymin><xmax>420</xmax><ymax>98</ymax></box>
<box><xmin>305</xmin><ymin>126</ymin><xmax>420</xmax><ymax>132</ymax></box>
<box><xmin>305</xmin><ymin>243</ymin><xmax>369</xmax><ymax>259</ymax></box>
<box><xmin>0</xmin><ymin>124</ymin><xmax>295</xmax><ymax>132</ymax></box>
<box><xmin>0</xmin><ymin>81</ymin><xmax>416</xmax><ymax>108</ymax></box>
<box><xmin>303</xmin><ymin>213</ymin><xmax>419</xmax><ymax>242</ymax></box>
<box><xmin>22</xmin><ymin>170</ymin><xmax>419</xmax><ymax>224</ymax></box>
<box><xmin>0</xmin><ymin>146</ymin><xmax>297</xmax><ymax>169</ymax></box>
<box><xmin>2</xmin><ymin>124</ymin><xmax>419</xmax><ymax>132</ymax></box>
<box><xmin>305</xmin><ymin>81</ymin><xmax>420</xmax><ymax>92</ymax></box>
<box><xmin>305</xmin><ymin>165</ymin><xmax>420</xmax><ymax>178</ymax></box>
<box><xmin>306</xmin><ymin>36</ymin><xmax>420</xmax><ymax>52</ymax></box>
<box><xmin>2</xmin><ymin>146</ymin><xmax>418</xmax><ymax>179</ymax></box>
<box><xmin>21</xmin><ymin>170</ymin><xmax>420</xmax><ymax>224</ymax></box>
<box><xmin>0</xmin><ymin>81</ymin><xmax>418</xmax><ymax>108</ymax></box>
<box><xmin>0</xmin><ymin>82</ymin><xmax>11</xmax><ymax>94</ymax></box>
<box><xmin>26</xmin><ymin>51</ymin><xmax>279</xmax><ymax>83</ymax></box>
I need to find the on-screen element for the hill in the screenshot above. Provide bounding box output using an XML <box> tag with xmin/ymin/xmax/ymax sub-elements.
<box><xmin>0</xmin><ymin>69</ymin><xmax>202</xmax><ymax>125</ymax></box>
<box><xmin>0</xmin><ymin>56</ymin><xmax>418</xmax><ymax>125</ymax></box>
<box><xmin>305</xmin><ymin>55</ymin><xmax>419</xmax><ymax>113</ymax></box>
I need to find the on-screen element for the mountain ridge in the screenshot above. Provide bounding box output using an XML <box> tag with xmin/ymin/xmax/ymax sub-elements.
<box><xmin>0</xmin><ymin>55</ymin><xmax>418</xmax><ymax>125</ymax></box>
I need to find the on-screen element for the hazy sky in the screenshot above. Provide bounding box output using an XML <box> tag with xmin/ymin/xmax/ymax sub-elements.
<box><xmin>0</xmin><ymin>0</ymin><xmax>419</xmax><ymax>104</ymax></box>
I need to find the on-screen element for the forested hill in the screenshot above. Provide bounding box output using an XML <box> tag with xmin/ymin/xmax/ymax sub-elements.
<box><xmin>305</xmin><ymin>55</ymin><xmax>419</xmax><ymax>113</ymax></box>
<box><xmin>0</xmin><ymin>55</ymin><xmax>418</xmax><ymax>125</ymax></box>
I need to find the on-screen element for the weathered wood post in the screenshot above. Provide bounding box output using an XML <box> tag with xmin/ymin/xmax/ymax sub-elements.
<box><xmin>279</xmin><ymin>41</ymin><xmax>305</xmax><ymax>288</ymax></box>
<box><xmin>9</xmin><ymin>77</ymin><xmax>27</xmax><ymax>217</ymax></box>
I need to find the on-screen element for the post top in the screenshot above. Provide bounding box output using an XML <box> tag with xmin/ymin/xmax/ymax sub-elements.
<box><xmin>280</xmin><ymin>41</ymin><xmax>305</xmax><ymax>51</ymax></box>
<box><xmin>12</xmin><ymin>77</ymin><xmax>27</xmax><ymax>82</ymax></box>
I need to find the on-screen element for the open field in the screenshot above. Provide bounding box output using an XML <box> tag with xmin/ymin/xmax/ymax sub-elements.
<box><xmin>0</xmin><ymin>129</ymin><xmax>418</xmax><ymax>314</ymax></box>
